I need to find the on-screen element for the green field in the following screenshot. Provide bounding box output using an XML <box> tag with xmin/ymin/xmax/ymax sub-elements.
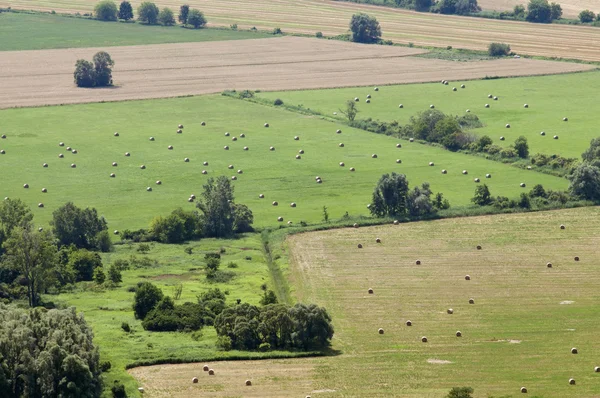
<box><xmin>0</xmin><ymin>95</ymin><xmax>568</xmax><ymax>231</ymax></box>
<box><xmin>285</xmin><ymin>206</ymin><xmax>600</xmax><ymax>397</ymax></box>
<box><xmin>0</xmin><ymin>12</ymin><xmax>271</xmax><ymax>51</ymax></box>
<box><xmin>257</xmin><ymin>70</ymin><xmax>600</xmax><ymax>159</ymax></box>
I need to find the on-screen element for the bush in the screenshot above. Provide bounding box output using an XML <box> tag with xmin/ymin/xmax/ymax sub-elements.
<box><xmin>68</xmin><ymin>249</ymin><xmax>103</xmax><ymax>282</ymax></box>
<box><xmin>118</xmin><ymin>0</ymin><xmax>133</xmax><ymax>20</ymax></box>
<box><xmin>149</xmin><ymin>208</ymin><xmax>202</xmax><ymax>243</ymax></box>
<box><xmin>216</xmin><ymin>335</ymin><xmax>232</xmax><ymax>350</ymax></box>
<box><xmin>94</xmin><ymin>267</ymin><xmax>106</xmax><ymax>284</ymax></box>
<box><xmin>186</xmin><ymin>9</ymin><xmax>206</xmax><ymax>28</ymax></box>
<box><xmin>74</xmin><ymin>52</ymin><xmax>115</xmax><ymax>88</ymax></box>
<box><xmin>579</xmin><ymin>9</ymin><xmax>595</xmax><ymax>22</ymax></box>
<box><xmin>133</xmin><ymin>282</ymin><xmax>163</xmax><ymax>319</ymax></box>
<box><xmin>137</xmin><ymin>1</ymin><xmax>159</xmax><ymax>24</ymax></box>
<box><xmin>274</xmin><ymin>98</ymin><xmax>284</xmax><ymax>106</ymax></box>
<box><xmin>514</xmin><ymin>4</ymin><xmax>526</xmax><ymax>17</ymax></box>
<box><xmin>121</xmin><ymin>321</ymin><xmax>131</xmax><ymax>333</ymax></box>
<box><xmin>273</xmin><ymin>27</ymin><xmax>282</xmax><ymax>34</ymax></box>
<box><xmin>94</xmin><ymin>0</ymin><xmax>118</xmax><ymax>21</ymax></box>
<box><xmin>158</xmin><ymin>7</ymin><xmax>175</xmax><ymax>25</ymax></box>
<box><xmin>260</xmin><ymin>290</ymin><xmax>278</xmax><ymax>305</ymax></box>
<box><xmin>446</xmin><ymin>387</ymin><xmax>474</xmax><ymax>398</ymax></box>
<box><xmin>316</xmin><ymin>31</ymin><xmax>323</xmax><ymax>38</ymax></box>
<box><xmin>349</xmin><ymin>13</ymin><xmax>381</xmax><ymax>43</ymax></box>
<box><xmin>472</xmin><ymin>184</ymin><xmax>492</xmax><ymax>206</ymax></box>
<box><xmin>514</xmin><ymin>136</ymin><xmax>529</xmax><ymax>158</ymax></box>
<box><xmin>178</xmin><ymin>4</ymin><xmax>189</xmax><ymax>24</ymax></box>
<box><xmin>108</xmin><ymin>263</ymin><xmax>122</xmax><ymax>284</ymax></box>
<box><xmin>142</xmin><ymin>298</ymin><xmax>215</xmax><ymax>331</ymax></box>
<box><xmin>74</xmin><ymin>59</ymin><xmax>96</xmax><ymax>88</ymax></box>
<box><xmin>499</xmin><ymin>147</ymin><xmax>517</xmax><ymax>158</ymax></box>
<box><xmin>488</xmin><ymin>42</ymin><xmax>511</xmax><ymax>56</ymax></box>
<box><xmin>111</xmin><ymin>380</ymin><xmax>127</xmax><ymax>398</ymax></box>
<box><xmin>100</xmin><ymin>360</ymin><xmax>112</xmax><ymax>372</ymax></box>
<box><xmin>95</xmin><ymin>230</ymin><xmax>113</xmax><ymax>252</ymax></box>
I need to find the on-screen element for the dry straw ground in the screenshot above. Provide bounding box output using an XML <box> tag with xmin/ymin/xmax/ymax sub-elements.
<box><xmin>5</xmin><ymin>0</ymin><xmax>600</xmax><ymax>60</ymax></box>
<box><xmin>478</xmin><ymin>0</ymin><xmax>598</xmax><ymax>18</ymax></box>
<box><xmin>0</xmin><ymin>37</ymin><xmax>592</xmax><ymax>108</ymax></box>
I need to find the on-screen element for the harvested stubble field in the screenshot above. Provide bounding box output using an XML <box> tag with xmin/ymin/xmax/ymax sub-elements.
<box><xmin>280</xmin><ymin>206</ymin><xmax>600</xmax><ymax>397</ymax></box>
<box><xmin>478</xmin><ymin>0</ymin><xmax>598</xmax><ymax>19</ymax></box>
<box><xmin>7</xmin><ymin>0</ymin><xmax>600</xmax><ymax>61</ymax></box>
<box><xmin>0</xmin><ymin>37</ymin><xmax>593</xmax><ymax>109</ymax></box>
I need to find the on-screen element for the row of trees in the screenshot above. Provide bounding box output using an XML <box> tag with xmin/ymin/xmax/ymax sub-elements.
<box><xmin>94</xmin><ymin>1</ymin><xmax>206</xmax><ymax>28</ymax></box>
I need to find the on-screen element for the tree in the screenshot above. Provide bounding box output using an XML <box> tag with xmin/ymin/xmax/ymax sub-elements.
<box><xmin>581</xmin><ymin>137</ymin><xmax>600</xmax><ymax>165</ymax></box>
<box><xmin>568</xmin><ymin>163</ymin><xmax>600</xmax><ymax>201</ymax></box>
<box><xmin>158</xmin><ymin>7</ymin><xmax>175</xmax><ymax>25</ymax></box>
<box><xmin>178</xmin><ymin>4</ymin><xmax>189</xmax><ymax>24</ymax></box>
<box><xmin>340</xmin><ymin>100</ymin><xmax>358</xmax><ymax>122</ymax></box>
<box><xmin>579</xmin><ymin>9</ymin><xmax>595</xmax><ymax>22</ymax></box>
<box><xmin>550</xmin><ymin>2</ymin><xmax>562</xmax><ymax>19</ymax></box>
<box><xmin>108</xmin><ymin>263</ymin><xmax>122</xmax><ymax>284</ymax></box>
<box><xmin>118</xmin><ymin>0</ymin><xmax>133</xmax><ymax>20</ymax></box>
<box><xmin>436</xmin><ymin>0</ymin><xmax>457</xmax><ymax>14</ymax></box>
<box><xmin>74</xmin><ymin>59</ymin><xmax>96</xmax><ymax>88</ymax></box>
<box><xmin>186</xmin><ymin>9</ymin><xmax>207</xmax><ymax>28</ymax></box>
<box><xmin>407</xmin><ymin>182</ymin><xmax>437</xmax><ymax>217</ymax></box>
<box><xmin>472</xmin><ymin>184</ymin><xmax>492</xmax><ymax>206</ymax></box>
<box><xmin>94</xmin><ymin>0</ymin><xmax>118</xmax><ymax>21</ymax></box>
<box><xmin>93</xmin><ymin>51</ymin><xmax>114</xmax><ymax>87</ymax></box>
<box><xmin>93</xmin><ymin>267</ymin><xmax>105</xmax><ymax>284</ymax></box>
<box><xmin>68</xmin><ymin>249</ymin><xmax>103</xmax><ymax>282</ymax></box>
<box><xmin>0</xmin><ymin>198</ymin><xmax>33</xmax><ymax>253</ymax></box>
<box><xmin>488</xmin><ymin>42</ymin><xmax>511</xmax><ymax>56</ymax></box>
<box><xmin>196</xmin><ymin>177</ymin><xmax>240</xmax><ymax>238</ymax></box>
<box><xmin>514</xmin><ymin>136</ymin><xmax>529</xmax><ymax>158</ymax></box>
<box><xmin>232</xmin><ymin>203</ymin><xmax>254</xmax><ymax>233</ymax></box>
<box><xmin>414</xmin><ymin>0</ymin><xmax>433</xmax><ymax>11</ymax></box>
<box><xmin>430</xmin><ymin>115</ymin><xmax>460</xmax><ymax>143</ymax></box>
<box><xmin>149</xmin><ymin>208</ymin><xmax>202</xmax><ymax>244</ymax></box>
<box><xmin>349</xmin><ymin>13</ymin><xmax>381</xmax><ymax>43</ymax></box>
<box><xmin>514</xmin><ymin>4</ymin><xmax>526</xmax><ymax>17</ymax></box>
<box><xmin>474</xmin><ymin>135</ymin><xmax>493</xmax><ymax>151</ymax></box>
<box><xmin>133</xmin><ymin>282</ymin><xmax>164</xmax><ymax>319</ymax></box>
<box><xmin>2</xmin><ymin>227</ymin><xmax>57</xmax><ymax>307</ymax></box>
<box><xmin>51</xmin><ymin>202</ymin><xmax>108</xmax><ymax>250</ymax></box>
<box><xmin>370</xmin><ymin>172</ymin><xmax>410</xmax><ymax>217</ymax></box>
<box><xmin>455</xmin><ymin>0</ymin><xmax>481</xmax><ymax>15</ymax></box>
<box><xmin>446</xmin><ymin>387</ymin><xmax>474</xmax><ymax>398</ymax></box>
<box><xmin>137</xmin><ymin>1</ymin><xmax>159</xmax><ymax>24</ymax></box>
<box><xmin>526</xmin><ymin>0</ymin><xmax>552</xmax><ymax>22</ymax></box>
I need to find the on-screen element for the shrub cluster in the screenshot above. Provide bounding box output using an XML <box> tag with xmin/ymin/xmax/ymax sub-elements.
<box><xmin>74</xmin><ymin>51</ymin><xmax>114</xmax><ymax>88</ymax></box>
<box><xmin>488</xmin><ymin>42</ymin><xmax>511</xmax><ymax>56</ymax></box>
<box><xmin>472</xmin><ymin>183</ymin><xmax>573</xmax><ymax>210</ymax></box>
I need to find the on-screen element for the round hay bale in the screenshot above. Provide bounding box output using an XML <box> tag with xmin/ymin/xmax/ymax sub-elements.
<box><xmin>366</xmin><ymin>99</ymin><xmax>371</xmax><ymax>103</ymax></box>
<box><xmin>112</xmin><ymin>162</ymin><xmax>118</xmax><ymax>167</ymax></box>
<box><xmin>336</xmin><ymin>129</ymin><xmax>343</xmax><ymax>135</ymax></box>
<box><xmin>374</xmin><ymin>87</ymin><xmax>379</xmax><ymax>91</ymax></box>
<box><xmin>294</xmin><ymin>136</ymin><xmax>299</xmax><ymax>140</ymax></box>
<box><xmin>244</xmin><ymin>146</ymin><xmax>249</xmax><ymax>151</ymax></box>
<box><xmin>270</xmin><ymin>146</ymin><xmax>275</xmax><ymax>151</ymax></box>
<box><xmin>232</xmin><ymin>137</ymin><xmax>237</xmax><ymax>141</ymax></box>
<box><xmin>560</xmin><ymin>224</ymin><xmax>565</xmax><ymax>229</ymax></box>
<box><xmin>574</xmin><ymin>256</ymin><xmax>580</xmax><ymax>261</ymax></box>
<box><xmin>66</xmin><ymin>147</ymin><xmax>72</xmax><ymax>151</ymax></box>
<box><xmin>339</xmin><ymin>143</ymin><xmax>344</xmax><ymax>147</ymax></box>
<box><xmin>287</xmin><ymin>221</ymin><xmax>293</xmax><ymax>225</ymax></box>
<box><xmin>393</xmin><ymin>220</ymin><xmax>399</xmax><ymax>225</ymax></box>
<box><xmin>521</xmin><ymin>387</ymin><xmax>528</xmax><ymax>393</ymax></box>
<box><xmin>339</xmin><ymin>162</ymin><xmax>345</xmax><ymax>167</ymax></box>
<box><xmin>456</xmin><ymin>331</ymin><xmax>462</xmax><ymax>337</ymax></box>
<box><xmin>396</xmin><ymin>159</ymin><xmax>402</xmax><ymax>164</ymax></box>
<box><xmin>140</xmin><ymin>165</ymin><xmax>146</xmax><ymax>169</ymax></box>
<box><xmin>444</xmin><ymin>81</ymin><xmax>448</xmax><ymax>85</ymax></box>
<box><xmin>264</xmin><ymin>123</ymin><xmax>269</xmax><ymax>128</ymax></box>
<box><xmin>366</xmin><ymin>204</ymin><xmax>371</xmax><ymax>209</ymax></box>
<box><xmin>500</xmin><ymin>136</ymin><xmax>505</xmax><ymax>141</ymax></box>
<box><xmin>595</xmin><ymin>366</ymin><xmax>599</xmax><ymax>372</ymax></box>
<box><xmin>38</xmin><ymin>203</ymin><xmax>44</xmax><ymax>208</ymax></box>
<box><xmin>42</xmin><ymin>188</ymin><xmax>47</xmax><ymax>193</ymax></box>
<box><xmin>113</xmin><ymin>230</ymin><xmax>119</xmax><ymax>235</ymax></box>
<box><xmin>368</xmin><ymin>288</ymin><xmax>374</xmax><ymax>294</ymax></box>
<box><xmin>0</xmin><ymin>150</ymin><xmax>4</xmax><ymax>154</ymax></box>
<box><xmin>225</xmin><ymin>132</ymin><xmax>230</xmax><ymax>136</ymax></box>
<box><xmin>178</xmin><ymin>124</ymin><xmax>184</xmax><ymax>129</ymax></box>
<box><xmin>429</xmin><ymin>162</ymin><xmax>434</xmax><ymax>166</ymax></box>
<box><xmin>376</xmin><ymin>238</ymin><xmax>381</xmax><ymax>243</ymax></box>
<box><xmin>114</xmin><ymin>132</ymin><xmax>119</xmax><ymax>137</ymax></box>
<box><xmin>188</xmin><ymin>197</ymin><xmax>194</xmax><ymax>202</ymax></box>
<box><xmin>461</xmin><ymin>84</ymin><xmax>465</xmax><ymax>88</ymax></box>
<box><xmin>290</xmin><ymin>202</ymin><xmax>296</xmax><ymax>207</ymax></box>
<box><xmin>149</xmin><ymin>136</ymin><xmax>155</xmax><ymax>141</ymax></box>
<box><xmin>453</xmin><ymin>87</ymin><xmax>457</xmax><ymax>91</ymax></box>
<box><xmin>554</xmin><ymin>135</ymin><xmax>559</xmax><ymax>139</ymax></box>
<box><xmin>156</xmin><ymin>180</ymin><xmax>161</xmax><ymax>185</ymax></box>
<box><xmin>168</xmin><ymin>145</ymin><xmax>174</xmax><ymax>150</ymax></box>
<box><xmin>192</xmin><ymin>377</ymin><xmax>198</xmax><ymax>384</ymax></box>
<box><xmin>486</xmin><ymin>173</ymin><xmax>491</xmax><ymax>178</ymax></box>
<box><xmin>298</xmin><ymin>149</ymin><xmax>305</xmax><ymax>154</ymax></box>
<box><xmin>203</xmin><ymin>161</ymin><xmax>209</xmax><ymax>166</ymax></box>
<box><xmin>569</xmin><ymin>378</ymin><xmax>575</xmax><ymax>385</ymax></box>
<box><xmin>296</xmin><ymin>155</ymin><xmax>301</xmax><ymax>159</ymax></box>
<box><xmin>43</xmin><ymin>163</ymin><xmax>48</xmax><ymax>168</ymax></box>
<box><xmin>228</xmin><ymin>165</ymin><xmax>234</xmax><ymax>169</ymax></box>
<box><xmin>409</xmin><ymin>138</ymin><xmax>414</xmax><ymax>142</ymax></box>
<box><xmin>469</xmin><ymin>298</ymin><xmax>475</xmax><ymax>304</ymax></box>
<box><xmin>378</xmin><ymin>328</ymin><xmax>384</xmax><ymax>334</ymax></box>
<box><xmin>366</xmin><ymin>94</ymin><xmax>371</xmax><ymax>99</ymax></box>
<box><xmin>524</xmin><ymin>104</ymin><xmax>529</xmax><ymax>108</ymax></box>
<box><xmin>38</xmin><ymin>227</ymin><xmax>43</xmax><ymax>232</ymax></box>
<box><xmin>316</xmin><ymin>179</ymin><xmax>322</xmax><ymax>184</ymax></box>
<box><xmin>177</xmin><ymin>129</ymin><xmax>182</xmax><ymax>134</ymax></box>
<box><xmin>462</xmin><ymin>170</ymin><xmax>468</xmax><ymax>175</ymax></box>
<box><xmin>540</xmin><ymin>131</ymin><xmax>545</xmax><ymax>136</ymax></box>
<box><xmin>563</xmin><ymin>117</ymin><xmax>568</xmax><ymax>121</ymax></box>
<box><xmin>259</xmin><ymin>194</ymin><xmax>264</xmax><ymax>198</ymax></box>
<box><xmin>184</xmin><ymin>158</ymin><xmax>190</xmax><ymax>162</ymax></box>
<box><xmin>485</xmin><ymin>104</ymin><xmax>490</xmax><ymax>108</ymax></box>
<box><xmin>231</xmin><ymin>176</ymin><xmax>237</xmax><ymax>180</ymax></box>
<box><xmin>527</xmin><ymin>166</ymin><xmax>532</xmax><ymax>170</ymax></box>
<box><xmin>277</xmin><ymin>216</ymin><xmax>283</xmax><ymax>222</ymax></box>
<box><xmin>202</xmin><ymin>170</ymin><xmax>207</xmax><ymax>174</ymax></box>
<box><xmin>488</xmin><ymin>94</ymin><xmax>493</xmax><ymax>99</ymax></box>
<box><xmin>547</xmin><ymin>262</ymin><xmax>552</xmax><ymax>268</ymax></box>
<box><xmin>245</xmin><ymin>380</ymin><xmax>252</xmax><ymax>386</ymax></box>
<box><xmin>406</xmin><ymin>320</ymin><xmax>412</xmax><ymax>326</ymax></box>
<box><xmin>146</xmin><ymin>187</ymin><xmax>152</xmax><ymax>191</ymax></box>
<box><xmin>372</xmin><ymin>154</ymin><xmax>378</xmax><ymax>158</ymax></box>
<box><xmin>357</xmin><ymin>243</ymin><xmax>363</xmax><ymax>248</ymax></box>
<box><xmin>72</xmin><ymin>149</ymin><xmax>78</xmax><ymax>154</ymax></box>
<box><xmin>138</xmin><ymin>387</ymin><xmax>144</xmax><ymax>393</ymax></box>
<box><xmin>110</xmin><ymin>173</ymin><xmax>115</xmax><ymax>177</ymax></box>
<box><xmin>430</xmin><ymin>104</ymin><xmax>435</xmax><ymax>109</ymax></box>
<box><xmin>272</xmin><ymin>201</ymin><xmax>278</xmax><ymax>206</ymax></box>
<box><xmin>396</xmin><ymin>143</ymin><xmax>402</xmax><ymax>148</ymax></box>
<box><xmin>240</xmin><ymin>133</ymin><xmax>245</xmax><ymax>138</ymax></box>
<box><xmin>494</xmin><ymin>96</ymin><xmax>498</xmax><ymax>101</ymax></box>
<box><xmin>224</xmin><ymin>146</ymin><xmax>229</xmax><ymax>150</ymax></box>
<box><xmin>190</xmin><ymin>194</ymin><xmax>196</xmax><ymax>199</ymax></box>
<box><xmin>350</xmin><ymin>167</ymin><xmax>355</xmax><ymax>171</ymax></box>
<box><xmin>1</xmin><ymin>135</ymin><xmax>6</xmax><ymax>139</ymax></box>
<box><xmin>59</xmin><ymin>142</ymin><xmax>64</xmax><ymax>146</ymax></box>
<box><xmin>237</xmin><ymin>169</ymin><xmax>243</xmax><ymax>174</ymax></box>
<box><xmin>465</xmin><ymin>275</ymin><xmax>471</xmax><ymax>280</ymax></box>
<box><xmin>520</xmin><ymin>183</ymin><xmax>526</xmax><ymax>188</ymax></box>
<box><xmin>442</xmin><ymin>169</ymin><xmax>447</xmax><ymax>174</ymax></box>
<box><xmin>477</xmin><ymin>245</ymin><xmax>482</xmax><ymax>250</ymax></box>
<box><xmin>354</xmin><ymin>97</ymin><xmax>359</xmax><ymax>102</ymax></box>
<box><xmin>421</xmin><ymin>336</ymin><xmax>428</xmax><ymax>342</ymax></box>
<box><xmin>58</xmin><ymin>153</ymin><xmax>64</xmax><ymax>158</ymax></box>
<box><xmin>506</xmin><ymin>124</ymin><xmax>511</xmax><ymax>128</ymax></box>
<box><xmin>201</xmin><ymin>121</ymin><xmax>206</xmax><ymax>126</ymax></box>
<box><xmin>71</xmin><ymin>164</ymin><xmax>77</xmax><ymax>168</ymax></box>
<box><xmin>353</xmin><ymin>223</ymin><xmax>359</xmax><ymax>228</ymax></box>
<box><xmin>208</xmin><ymin>369</ymin><xmax>214</xmax><ymax>375</ymax></box>
<box><xmin>474</xmin><ymin>178</ymin><xmax>480</xmax><ymax>183</ymax></box>
<box><xmin>571</xmin><ymin>348</ymin><xmax>578</xmax><ymax>354</ymax></box>
<box><xmin>466</xmin><ymin>109</ymin><xmax>470</xmax><ymax>113</ymax></box>
<box><xmin>447</xmin><ymin>308</ymin><xmax>454</xmax><ymax>314</ymax></box>
<box><xmin>399</xmin><ymin>104</ymin><xmax>403</xmax><ymax>108</ymax></box>
<box><xmin>416</xmin><ymin>260</ymin><xmax>421</xmax><ymax>265</ymax></box>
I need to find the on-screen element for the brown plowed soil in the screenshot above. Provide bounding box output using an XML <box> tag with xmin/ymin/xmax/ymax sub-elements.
<box><xmin>0</xmin><ymin>37</ymin><xmax>592</xmax><ymax>109</ymax></box>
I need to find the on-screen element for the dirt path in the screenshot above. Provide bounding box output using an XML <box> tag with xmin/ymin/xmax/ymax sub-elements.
<box><xmin>0</xmin><ymin>37</ymin><xmax>592</xmax><ymax>109</ymax></box>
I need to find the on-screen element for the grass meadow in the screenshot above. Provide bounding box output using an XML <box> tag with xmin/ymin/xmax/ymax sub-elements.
<box><xmin>285</xmin><ymin>206</ymin><xmax>600</xmax><ymax>397</ymax></box>
<box><xmin>0</xmin><ymin>95</ymin><xmax>568</xmax><ymax>231</ymax></box>
<box><xmin>0</xmin><ymin>12</ymin><xmax>271</xmax><ymax>51</ymax></box>
<box><xmin>257</xmin><ymin>70</ymin><xmax>600</xmax><ymax>159</ymax></box>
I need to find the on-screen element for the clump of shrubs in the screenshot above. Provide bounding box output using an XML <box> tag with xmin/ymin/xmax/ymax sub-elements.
<box><xmin>488</xmin><ymin>42</ymin><xmax>511</xmax><ymax>56</ymax></box>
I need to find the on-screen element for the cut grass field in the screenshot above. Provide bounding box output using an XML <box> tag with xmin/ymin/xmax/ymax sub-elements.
<box><xmin>258</xmin><ymin>70</ymin><xmax>600</xmax><ymax>159</ymax></box>
<box><xmin>6</xmin><ymin>0</ymin><xmax>600</xmax><ymax>61</ymax></box>
<box><xmin>0</xmin><ymin>94</ymin><xmax>568</xmax><ymax>231</ymax></box>
<box><xmin>0</xmin><ymin>12</ymin><xmax>271</xmax><ymax>51</ymax></box>
<box><xmin>281</xmin><ymin>206</ymin><xmax>600</xmax><ymax>397</ymax></box>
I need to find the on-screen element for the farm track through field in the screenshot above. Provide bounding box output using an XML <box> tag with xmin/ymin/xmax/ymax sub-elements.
<box><xmin>5</xmin><ymin>0</ymin><xmax>600</xmax><ymax>60</ymax></box>
<box><xmin>0</xmin><ymin>37</ymin><xmax>592</xmax><ymax>109</ymax></box>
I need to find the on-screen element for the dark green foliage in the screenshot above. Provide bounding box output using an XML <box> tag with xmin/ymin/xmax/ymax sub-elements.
<box><xmin>340</xmin><ymin>99</ymin><xmax>359</xmax><ymax>122</ymax></box>
<box><xmin>273</xmin><ymin>27</ymin><xmax>282</xmax><ymax>35</ymax></box>
<box><xmin>94</xmin><ymin>0</ymin><xmax>118</xmax><ymax>21</ymax></box>
<box><xmin>581</xmin><ymin>137</ymin><xmax>600</xmax><ymax>165</ymax></box>
<box><xmin>233</xmin><ymin>203</ymin><xmax>254</xmax><ymax>233</ymax></box>
<box><xmin>455</xmin><ymin>0</ymin><xmax>480</xmax><ymax>14</ymax></box>
<box><xmin>514</xmin><ymin>136</ymin><xmax>529</xmax><ymax>158</ymax></box>
<box><xmin>178</xmin><ymin>4</ymin><xmax>189</xmax><ymax>24</ymax></box>
<box><xmin>0</xmin><ymin>198</ymin><xmax>33</xmax><ymax>254</ymax></box>
<box><xmin>349</xmin><ymin>13</ymin><xmax>381</xmax><ymax>43</ymax></box>
<box><xmin>446</xmin><ymin>387</ymin><xmax>474</xmax><ymax>398</ymax></box>
<box><xmin>526</xmin><ymin>0</ymin><xmax>552</xmax><ymax>22</ymax></box>
<box><xmin>513</xmin><ymin>4</ymin><xmax>526</xmax><ymax>17</ymax></box>
<box><xmin>186</xmin><ymin>9</ymin><xmax>206</xmax><ymax>28</ymax></box>
<box><xmin>370</xmin><ymin>172</ymin><xmax>410</xmax><ymax>217</ymax></box>
<box><xmin>550</xmin><ymin>2</ymin><xmax>562</xmax><ymax>19</ymax></box>
<box><xmin>260</xmin><ymin>290</ymin><xmax>278</xmax><ymax>305</ymax></box>
<box><xmin>93</xmin><ymin>267</ymin><xmax>105</xmax><ymax>284</ymax></box>
<box><xmin>111</xmin><ymin>380</ymin><xmax>127</xmax><ymax>397</ymax></box>
<box><xmin>93</xmin><ymin>51</ymin><xmax>114</xmax><ymax>86</ymax></box>
<box><xmin>315</xmin><ymin>31</ymin><xmax>323</xmax><ymax>38</ymax></box>
<box><xmin>149</xmin><ymin>208</ymin><xmax>202</xmax><ymax>243</ymax></box>
<box><xmin>474</xmin><ymin>135</ymin><xmax>493</xmax><ymax>151</ymax></box>
<box><xmin>74</xmin><ymin>59</ymin><xmax>96</xmax><ymax>88</ymax></box>
<box><xmin>407</xmin><ymin>182</ymin><xmax>435</xmax><ymax>216</ymax></box>
<box><xmin>529</xmin><ymin>184</ymin><xmax>547</xmax><ymax>198</ymax></box>
<box><xmin>472</xmin><ymin>184</ymin><xmax>493</xmax><ymax>206</ymax></box>
<box><xmin>133</xmin><ymin>282</ymin><xmax>164</xmax><ymax>319</ymax></box>
<box><xmin>500</xmin><ymin>147</ymin><xmax>517</xmax><ymax>158</ymax></box>
<box><xmin>435</xmin><ymin>0</ymin><xmax>457</xmax><ymax>14</ymax></box>
<box><xmin>99</xmin><ymin>360</ymin><xmax>111</xmax><ymax>372</ymax></box>
<box><xmin>569</xmin><ymin>163</ymin><xmax>600</xmax><ymax>200</ymax></box>
<box><xmin>137</xmin><ymin>1</ymin><xmax>159</xmax><ymax>24</ymax></box>
<box><xmin>0</xmin><ymin>305</ymin><xmax>101</xmax><ymax>398</ymax></box>
<box><xmin>120</xmin><ymin>228</ymin><xmax>152</xmax><ymax>242</ymax></box>
<box><xmin>68</xmin><ymin>249</ymin><xmax>103</xmax><ymax>282</ymax></box>
<box><xmin>158</xmin><ymin>7</ymin><xmax>175</xmax><ymax>26</ymax></box>
<box><xmin>518</xmin><ymin>193</ymin><xmax>531</xmax><ymax>208</ymax></box>
<box><xmin>274</xmin><ymin>98</ymin><xmax>284</xmax><ymax>106</ymax></box>
<box><xmin>118</xmin><ymin>1</ymin><xmax>133</xmax><ymax>20</ymax></box>
<box><xmin>579</xmin><ymin>9</ymin><xmax>595</xmax><ymax>22</ymax></box>
<box><xmin>414</xmin><ymin>0</ymin><xmax>433</xmax><ymax>11</ymax></box>
<box><xmin>95</xmin><ymin>230</ymin><xmax>113</xmax><ymax>252</ymax></box>
<box><xmin>121</xmin><ymin>322</ymin><xmax>131</xmax><ymax>333</ymax></box>
<box><xmin>51</xmin><ymin>202</ymin><xmax>108</xmax><ymax>250</ymax></box>
<box><xmin>488</xmin><ymin>42</ymin><xmax>511</xmax><ymax>56</ymax></box>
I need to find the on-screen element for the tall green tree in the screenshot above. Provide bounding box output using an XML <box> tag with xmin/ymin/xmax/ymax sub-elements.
<box><xmin>50</xmin><ymin>202</ymin><xmax>108</xmax><ymax>250</ymax></box>
<box><xmin>74</xmin><ymin>59</ymin><xmax>96</xmax><ymax>88</ymax></box>
<box><xmin>186</xmin><ymin>8</ymin><xmax>206</xmax><ymax>28</ymax></box>
<box><xmin>349</xmin><ymin>13</ymin><xmax>381</xmax><ymax>43</ymax></box>
<box><xmin>158</xmin><ymin>7</ymin><xmax>175</xmax><ymax>25</ymax></box>
<box><xmin>94</xmin><ymin>0</ymin><xmax>118</xmax><ymax>21</ymax></box>
<box><xmin>581</xmin><ymin>137</ymin><xmax>600</xmax><ymax>165</ymax></box>
<box><xmin>2</xmin><ymin>227</ymin><xmax>57</xmax><ymax>307</ymax></box>
<box><xmin>178</xmin><ymin>4</ymin><xmax>189</xmax><ymax>24</ymax></box>
<box><xmin>549</xmin><ymin>2</ymin><xmax>562</xmax><ymax>19</ymax></box>
<box><xmin>118</xmin><ymin>0</ymin><xmax>134</xmax><ymax>20</ymax></box>
<box><xmin>514</xmin><ymin>136</ymin><xmax>529</xmax><ymax>158</ymax></box>
<box><xmin>92</xmin><ymin>51</ymin><xmax>114</xmax><ymax>87</ymax></box>
<box><xmin>340</xmin><ymin>99</ymin><xmax>358</xmax><ymax>122</ymax></box>
<box><xmin>137</xmin><ymin>1</ymin><xmax>160</xmax><ymax>24</ymax></box>
<box><xmin>133</xmin><ymin>282</ymin><xmax>163</xmax><ymax>319</ymax></box>
<box><xmin>370</xmin><ymin>172</ymin><xmax>410</xmax><ymax>217</ymax></box>
<box><xmin>0</xmin><ymin>198</ymin><xmax>33</xmax><ymax>253</ymax></box>
<box><xmin>526</xmin><ymin>0</ymin><xmax>552</xmax><ymax>22</ymax></box>
<box><xmin>568</xmin><ymin>163</ymin><xmax>600</xmax><ymax>201</ymax></box>
<box><xmin>472</xmin><ymin>184</ymin><xmax>493</xmax><ymax>206</ymax></box>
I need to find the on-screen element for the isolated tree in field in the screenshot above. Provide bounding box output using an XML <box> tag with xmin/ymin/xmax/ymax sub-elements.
<box><xmin>74</xmin><ymin>59</ymin><xmax>96</xmax><ymax>88</ymax></box>
<box><xmin>579</xmin><ymin>9</ymin><xmax>595</xmax><ymax>22</ymax></box>
<box><xmin>472</xmin><ymin>184</ymin><xmax>493</xmax><ymax>206</ymax></box>
<box><xmin>51</xmin><ymin>202</ymin><xmax>108</xmax><ymax>249</ymax></box>
<box><xmin>118</xmin><ymin>0</ymin><xmax>133</xmax><ymax>20</ymax></box>
<box><xmin>93</xmin><ymin>51</ymin><xmax>114</xmax><ymax>86</ymax></box>
<box><xmin>138</xmin><ymin>1</ymin><xmax>160</xmax><ymax>24</ymax></box>
<box><xmin>2</xmin><ymin>227</ymin><xmax>57</xmax><ymax>307</ymax></box>
<box><xmin>349</xmin><ymin>13</ymin><xmax>381</xmax><ymax>43</ymax></box>
<box><xmin>340</xmin><ymin>99</ymin><xmax>358</xmax><ymax>122</ymax></box>
<box><xmin>158</xmin><ymin>7</ymin><xmax>175</xmax><ymax>25</ymax></box>
<box><xmin>370</xmin><ymin>172</ymin><xmax>410</xmax><ymax>217</ymax></box>
<box><xmin>514</xmin><ymin>135</ymin><xmax>529</xmax><ymax>158</ymax></box>
<box><xmin>526</xmin><ymin>0</ymin><xmax>552</xmax><ymax>22</ymax></box>
<box><xmin>178</xmin><ymin>4</ymin><xmax>189</xmax><ymax>24</ymax></box>
<box><xmin>488</xmin><ymin>42</ymin><xmax>511</xmax><ymax>56</ymax></box>
<box><xmin>133</xmin><ymin>282</ymin><xmax>164</xmax><ymax>319</ymax></box>
<box><xmin>186</xmin><ymin>9</ymin><xmax>207</xmax><ymax>28</ymax></box>
<box><xmin>94</xmin><ymin>0</ymin><xmax>118</xmax><ymax>21</ymax></box>
<box><xmin>568</xmin><ymin>163</ymin><xmax>600</xmax><ymax>201</ymax></box>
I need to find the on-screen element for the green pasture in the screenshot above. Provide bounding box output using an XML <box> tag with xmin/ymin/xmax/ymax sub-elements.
<box><xmin>286</xmin><ymin>206</ymin><xmax>600</xmax><ymax>397</ymax></box>
<box><xmin>0</xmin><ymin>95</ymin><xmax>568</xmax><ymax>231</ymax></box>
<box><xmin>0</xmin><ymin>12</ymin><xmax>271</xmax><ymax>51</ymax></box>
<box><xmin>257</xmin><ymin>70</ymin><xmax>600</xmax><ymax>159</ymax></box>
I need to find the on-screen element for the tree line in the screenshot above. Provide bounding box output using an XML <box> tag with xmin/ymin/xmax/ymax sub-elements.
<box><xmin>94</xmin><ymin>1</ymin><xmax>206</xmax><ymax>28</ymax></box>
